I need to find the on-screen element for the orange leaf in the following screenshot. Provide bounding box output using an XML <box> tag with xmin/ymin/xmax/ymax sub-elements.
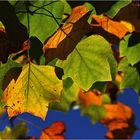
<box><xmin>40</xmin><ymin>121</ymin><xmax>65</xmax><ymax>140</ymax></box>
<box><xmin>101</xmin><ymin>102</ymin><xmax>136</xmax><ymax>139</ymax></box>
<box><xmin>78</xmin><ymin>90</ymin><xmax>102</xmax><ymax>107</ymax></box>
<box><xmin>114</xmin><ymin>2</ymin><xmax>140</xmax><ymax>32</ymax></box>
<box><xmin>43</xmin><ymin>6</ymin><xmax>92</xmax><ymax>64</ymax></box>
<box><xmin>92</xmin><ymin>15</ymin><xmax>129</xmax><ymax>39</ymax></box>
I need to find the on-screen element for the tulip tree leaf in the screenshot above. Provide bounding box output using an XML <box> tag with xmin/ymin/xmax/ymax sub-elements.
<box><xmin>2</xmin><ymin>62</ymin><xmax>62</xmax><ymax>120</ymax></box>
<box><xmin>12</xmin><ymin>0</ymin><xmax>64</xmax><ymax>42</ymax></box>
<box><xmin>57</xmin><ymin>35</ymin><xmax>117</xmax><ymax>91</ymax></box>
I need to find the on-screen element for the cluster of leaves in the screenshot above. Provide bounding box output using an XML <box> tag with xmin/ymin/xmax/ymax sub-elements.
<box><xmin>0</xmin><ymin>0</ymin><xmax>140</xmax><ymax>139</ymax></box>
<box><xmin>0</xmin><ymin>121</ymin><xmax>65</xmax><ymax>139</ymax></box>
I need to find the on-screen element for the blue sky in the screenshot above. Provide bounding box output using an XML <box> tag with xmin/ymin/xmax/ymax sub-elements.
<box><xmin>0</xmin><ymin>88</ymin><xmax>140</xmax><ymax>139</ymax></box>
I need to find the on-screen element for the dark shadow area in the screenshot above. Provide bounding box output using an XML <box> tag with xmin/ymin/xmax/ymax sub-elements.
<box><xmin>68</xmin><ymin>1</ymin><xmax>116</xmax><ymax>15</ymax></box>
<box><xmin>128</xmin><ymin>32</ymin><xmax>140</xmax><ymax>47</ymax></box>
<box><xmin>29</xmin><ymin>36</ymin><xmax>43</xmax><ymax>64</ymax></box>
<box><xmin>2</xmin><ymin>67</ymin><xmax>22</xmax><ymax>91</ymax></box>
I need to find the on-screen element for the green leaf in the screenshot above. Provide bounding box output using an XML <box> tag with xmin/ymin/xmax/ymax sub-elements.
<box><xmin>13</xmin><ymin>1</ymin><xmax>64</xmax><ymax>42</ymax></box>
<box><xmin>119</xmin><ymin>33</ymin><xmax>140</xmax><ymax>65</ymax></box>
<box><xmin>106</xmin><ymin>0</ymin><xmax>132</xmax><ymax>18</ymax></box>
<box><xmin>102</xmin><ymin>94</ymin><xmax>111</xmax><ymax>104</ymax></box>
<box><xmin>118</xmin><ymin>58</ymin><xmax>140</xmax><ymax>93</ymax></box>
<box><xmin>0</xmin><ymin>59</ymin><xmax>21</xmax><ymax>97</ymax></box>
<box><xmin>57</xmin><ymin>35</ymin><xmax>117</xmax><ymax>91</ymax></box>
<box><xmin>81</xmin><ymin>104</ymin><xmax>106</xmax><ymax>124</ymax></box>
<box><xmin>2</xmin><ymin>62</ymin><xmax>62</xmax><ymax>120</ymax></box>
<box><xmin>0</xmin><ymin>122</ymin><xmax>27</xmax><ymax>139</ymax></box>
<box><xmin>60</xmin><ymin>0</ymin><xmax>71</xmax><ymax>14</ymax></box>
<box><xmin>83</xmin><ymin>2</ymin><xmax>96</xmax><ymax>23</ymax></box>
<box><xmin>49</xmin><ymin>77</ymin><xmax>79</xmax><ymax>112</ymax></box>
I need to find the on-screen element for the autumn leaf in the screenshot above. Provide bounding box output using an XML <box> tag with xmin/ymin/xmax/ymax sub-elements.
<box><xmin>40</xmin><ymin>121</ymin><xmax>65</xmax><ymax>140</ymax></box>
<box><xmin>92</xmin><ymin>15</ymin><xmax>129</xmax><ymax>39</ymax></box>
<box><xmin>101</xmin><ymin>102</ymin><xmax>136</xmax><ymax>139</ymax></box>
<box><xmin>114</xmin><ymin>1</ymin><xmax>140</xmax><ymax>32</ymax></box>
<box><xmin>2</xmin><ymin>62</ymin><xmax>62</xmax><ymax>120</ymax></box>
<box><xmin>43</xmin><ymin>6</ymin><xmax>92</xmax><ymax>64</ymax></box>
<box><xmin>79</xmin><ymin>90</ymin><xmax>102</xmax><ymax>107</ymax></box>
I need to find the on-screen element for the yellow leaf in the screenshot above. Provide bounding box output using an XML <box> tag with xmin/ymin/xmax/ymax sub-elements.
<box><xmin>2</xmin><ymin>62</ymin><xmax>62</xmax><ymax>120</ymax></box>
<box><xmin>120</xmin><ymin>21</ymin><xmax>135</xmax><ymax>32</ymax></box>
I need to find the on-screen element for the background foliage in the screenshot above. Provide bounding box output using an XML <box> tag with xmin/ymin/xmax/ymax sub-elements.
<box><xmin>0</xmin><ymin>0</ymin><xmax>140</xmax><ymax>139</ymax></box>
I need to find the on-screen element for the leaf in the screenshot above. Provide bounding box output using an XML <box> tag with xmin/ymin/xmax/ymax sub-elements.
<box><xmin>92</xmin><ymin>15</ymin><xmax>129</xmax><ymax>39</ymax></box>
<box><xmin>101</xmin><ymin>102</ymin><xmax>136</xmax><ymax>139</ymax></box>
<box><xmin>106</xmin><ymin>0</ymin><xmax>132</xmax><ymax>18</ymax></box>
<box><xmin>49</xmin><ymin>77</ymin><xmax>79</xmax><ymax>112</ymax></box>
<box><xmin>83</xmin><ymin>2</ymin><xmax>96</xmax><ymax>23</ymax></box>
<box><xmin>0</xmin><ymin>102</ymin><xmax>6</xmax><ymax>116</ymax></box>
<box><xmin>40</xmin><ymin>121</ymin><xmax>65</xmax><ymax>140</ymax></box>
<box><xmin>12</xmin><ymin>1</ymin><xmax>64</xmax><ymax>42</ymax></box>
<box><xmin>119</xmin><ymin>33</ymin><xmax>140</xmax><ymax>65</ymax></box>
<box><xmin>79</xmin><ymin>90</ymin><xmax>103</xmax><ymax>107</ymax></box>
<box><xmin>0</xmin><ymin>59</ymin><xmax>21</xmax><ymax>97</ymax></box>
<box><xmin>60</xmin><ymin>0</ymin><xmax>71</xmax><ymax>14</ymax></box>
<box><xmin>0</xmin><ymin>122</ymin><xmax>28</xmax><ymax>139</ymax></box>
<box><xmin>43</xmin><ymin>6</ymin><xmax>92</xmax><ymax>64</ymax></box>
<box><xmin>79</xmin><ymin>90</ymin><xmax>110</xmax><ymax>123</ymax></box>
<box><xmin>57</xmin><ymin>35</ymin><xmax>117</xmax><ymax>90</ymax></box>
<box><xmin>114</xmin><ymin>2</ymin><xmax>140</xmax><ymax>32</ymax></box>
<box><xmin>2</xmin><ymin>62</ymin><xmax>62</xmax><ymax>120</ymax></box>
<box><xmin>118</xmin><ymin>58</ymin><xmax>140</xmax><ymax>94</ymax></box>
<box><xmin>81</xmin><ymin>104</ymin><xmax>106</xmax><ymax>124</ymax></box>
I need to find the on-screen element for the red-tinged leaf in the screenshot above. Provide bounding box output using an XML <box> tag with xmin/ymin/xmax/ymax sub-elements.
<box><xmin>43</xmin><ymin>6</ymin><xmax>92</xmax><ymax>64</ymax></box>
<box><xmin>101</xmin><ymin>102</ymin><xmax>136</xmax><ymax>139</ymax></box>
<box><xmin>92</xmin><ymin>15</ymin><xmax>129</xmax><ymax>39</ymax></box>
<box><xmin>40</xmin><ymin>121</ymin><xmax>65</xmax><ymax>140</ymax></box>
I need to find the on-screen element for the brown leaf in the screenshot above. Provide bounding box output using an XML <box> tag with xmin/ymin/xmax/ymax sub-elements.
<box><xmin>43</xmin><ymin>6</ymin><xmax>92</xmax><ymax>64</ymax></box>
<box><xmin>101</xmin><ymin>102</ymin><xmax>136</xmax><ymax>139</ymax></box>
<box><xmin>92</xmin><ymin>15</ymin><xmax>129</xmax><ymax>39</ymax></box>
<box><xmin>40</xmin><ymin>121</ymin><xmax>65</xmax><ymax>140</ymax></box>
